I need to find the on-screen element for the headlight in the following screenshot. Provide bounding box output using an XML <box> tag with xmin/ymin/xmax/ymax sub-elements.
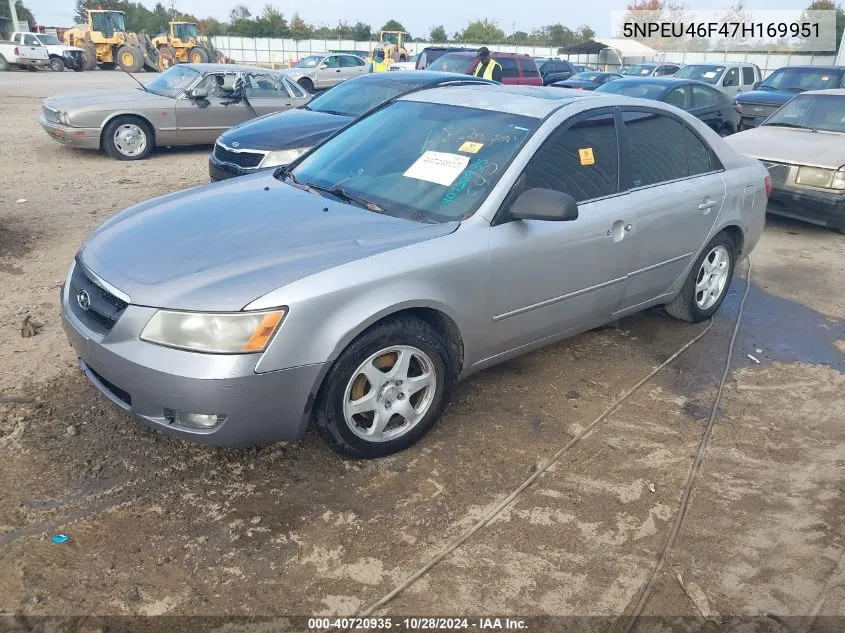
<box><xmin>57</xmin><ymin>111</ymin><xmax>70</xmax><ymax>125</ymax></box>
<box><xmin>795</xmin><ymin>166</ymin><xmax>835</xmax><ymax>188</ymax></box>
<box><xmin>259</xmin><ymin>148</ymin><xmax>310</xmax><ymax>168</ymax></box>
<box><xmin>140</xmin><ymin>308</ymin><xmax>286</xmax><ymax>354</ymax></box>
<box><xmin>832</xmin><ymin>168</ymin><xmax>845</xmax><ymax>191</ymax></box>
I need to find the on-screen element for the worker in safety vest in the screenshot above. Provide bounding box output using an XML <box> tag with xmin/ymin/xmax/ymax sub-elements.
<box><xmin>470</xmin><ymin>47</ymin><xmax>502</xmax><ymax>82</ymax></box>
<box><xmin>370</xmin><ymin>49</ymin><xmax>390</xmax><ymax>73</ymax></box>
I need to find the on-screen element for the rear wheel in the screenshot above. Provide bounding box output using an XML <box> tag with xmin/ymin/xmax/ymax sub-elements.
<box><xmin>103</xmin><ymin>116</ymin><xmax>154</xmax><ymax>161</ymax></box>
<box><xmin>189</xmin><ymin>47</ymin><xmax>210</xmax><ymax>64</ymax></box>
<box><xmin>0</xmin><ymin>55</ymin><xmax>10</xmax><ymax>71</ymax></box>
<box><xmin>297</xmin><ymin>77</ymin><xmax>314</xmax><ymax>93</ymax></box>
<box><xmin>313</xmin><ymin>317</ymin><xmax>456</xmax><ymax>458</ymax></box>
<box><xmin>49</xmin><ymin>56</ymin><xmax>65</xmax><ymax>72</ymax></box>
<box><xmin>116</xmin><ymin>45</ymin><xmax>143</xmax><ymax>73</ymax></box>
<box><xmin>157</xmin><ymin>44</ymin><xmax>176</xmax><ymax>71</ymax></box>
<box><xmin>665</xmin><ymin>232</ymin><xmax>736</xmax><ymax>322</ymax></box>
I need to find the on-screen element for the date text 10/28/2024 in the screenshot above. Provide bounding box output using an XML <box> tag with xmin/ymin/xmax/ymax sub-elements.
<box><xmin>308</xmin><ymin>617</ymin><xmax>528</xmax><ymax>630</ymax></box>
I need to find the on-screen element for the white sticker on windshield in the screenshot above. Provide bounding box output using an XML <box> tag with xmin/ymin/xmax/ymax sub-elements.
<box><xmin>403</xmin><ymin>151</ymin><xmax>470</xmax><ymax>186</ymax></box>
<box><xmin>703</xmin><ymin>71</ymin><xmax>718</xmax><ymax>78</ymax></box>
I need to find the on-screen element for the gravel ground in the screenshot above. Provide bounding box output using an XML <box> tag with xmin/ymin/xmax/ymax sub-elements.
<box><xmin>0</xmin><ymin>70</ymin><xmax>843</xmax><ymax>630</ymax></box>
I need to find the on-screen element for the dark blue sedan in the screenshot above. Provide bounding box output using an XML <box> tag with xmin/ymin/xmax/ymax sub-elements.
<box><xmin>209</xmin><ymin>71</ymin><xmax>492</xmax><ymax>181</ymax></box>
<box><xmin>596</xmin><ymin>77</ymin><xmax>741</xmax><ymax>136</ymax></box>
<box><xmin>551</xmin><ymin>71</ymin><xmax>623</xmax><ymax>91</ymax></box>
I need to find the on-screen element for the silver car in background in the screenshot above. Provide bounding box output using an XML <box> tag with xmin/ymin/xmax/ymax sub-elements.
<box><xmin>39</xmin><ymin>64</ymin><xmax>310</xmax><ymax>160</ymax></box>
<box><xmin>61</xmin><ymin>85</ymin><xmax>768</xmax><ymax>458</ymax></box>
<box><xmin>283</xmin><ymin>53</ymin><xmax>369</xmax><ymax>93</ymax></box>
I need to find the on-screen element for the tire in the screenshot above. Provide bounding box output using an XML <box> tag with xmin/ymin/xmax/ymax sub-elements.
<box><xmin>25</xmin><ymin>65</ymin><xmax>38</xmax><ymax>72</ymax></box>
<box><xmin>49</xmin><ymin>56</ymin><xmax>65</xmax><ymax>72</ymax></box>
<box><xmin>157</xmin><ymin>44</ymin><xmax>176</xmax><ymax>71</ymax></box>
<box><xmin>116</xmin><ymin>45</ymin><xmax>143</xmax><ymax>73</ymax></box>
<box><xmin>665</xmin><ymin>232</ymin><xmax>737</xmax><ymax>323</ymax></box>
<box><xmin>73</xmin><ymin>65</ymin><xmax>84</xmax><ymax>72</ymax></box>
<box><xmin>80</xmin><ymin>42</ymin><xmax>97</xmax><ymax>70</ymax></box>
<box><xmin>189</xmin><ymin>47</ymin><xmax>210</xmax><ymax>64</ymax></box>
<box><xmin>0</xmin><ymin>55</ymin><xmax>8</xmax><ymax>71</ymax></box>
<box><xmin>297</xmin><ymin>77</ymin><xmax>314</xmax><ymax>93</ymax></box>
<box><xmin>102</xmin><ymin>115</ymin><xmax>154</xmax><ymax>161</ymax></box>
<box><xmin>312</xmin><ymin>316</ymin><xmax>457</xmax><ymax>458</ymax></box>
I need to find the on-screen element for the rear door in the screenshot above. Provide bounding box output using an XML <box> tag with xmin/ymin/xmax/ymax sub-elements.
<box><xmin>498</xmin><ymin>57</ymin><xmax>519</xmax><ymax>84</ymax></box>
<box><xmin>720</xmin><ymin>66</ymin><xmax>741</xmax><ymax>98</ymax></box>
<box><xmin>242</xmin><ymin>71</ymin><xmax>302</xmax><ymax>117</ymax></box>
<box><xmin>315</xmin><ymin>55</ymin><xmax>343</xmax><ymax>88</ymax></box>
<box><xmin>689</xmin><ymin>84</ymin><xmax>726</xmax><ymax>133</ymax></box>
<box><xmin>740</xmin><ymin>65</ymin><xmax>757</xmax><ymax>94</ymax></box>
<box><xmin>517</xmin><ymin>56</ymin><xmax>542</xmax><ymax>85</ymax></box>
<box><xmin>615</xmin><ymin>108</ymin><xmax>725</xmax><ymax>311</ymax></box>
<box><xmin>340</xmin><ymin>55</ymin><xmax>367</xmax><ymax>80</ymax></box>
<box><xmin>175</xmin><ymin>71</ymin><xmax>252</xmax><ymax>144</ymax></box>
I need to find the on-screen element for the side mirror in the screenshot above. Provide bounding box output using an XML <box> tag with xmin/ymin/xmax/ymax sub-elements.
<box><xmin>319</xmin><ymin>62</ymin><xmax>328</xmax><ymax>69</ymax></box>
<box><xmin>509</xmin><ymin>188</ymin><xmax>579</xmax><ymax>222</ymax></box>
<box><xmin>187</xmin><ymin>87</ymin><xmax>208</xmax><ymax>99</ymax></box>
<box><xmin>723</xmin><ymin>77</ymin><xmax>737</xmax><ymax>87</ymax></box>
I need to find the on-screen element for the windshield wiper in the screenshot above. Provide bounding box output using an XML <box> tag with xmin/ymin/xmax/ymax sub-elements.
<box><xmin>313</xmin><ymin>108</ymin><xmax>353</xmax><ymax>117</ymax></box>
<box><xmin>304</xmin><ymin>182</ymin><xmax>384</xmax><ymax>212</ymax></box>
<box><xmin>763</xmin><ymin>121</ymin><xmax>807</xmax><ymax>129</ymax></box>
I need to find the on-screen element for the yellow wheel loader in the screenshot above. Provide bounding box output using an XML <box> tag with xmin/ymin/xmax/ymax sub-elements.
<box><xmin>151</xmin><ymin>22</ymin><xmax>224</xmax><ymax>70</ymax></box>
<box><xmin>379</xmin><ymin>30</ymin><xmax>410</xmax><ymax>62</ymax></box>
<box><xmin>63</xmin><ymin>10</ymin><xmax>159</xmax><ymax>72</ymax></box>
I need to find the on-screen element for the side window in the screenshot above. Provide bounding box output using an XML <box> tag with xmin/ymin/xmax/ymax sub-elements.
<box><xmin>340</xmin><ymin>56</ymin><xmax>363</xmax><ymax>67</ymax></box>
<box><xmin>685</xmin><ymin>127</ymin><xmax>712</xmax><ymax>176</ymax></box>
<box><xmin>13</xmin><ymin>33</ymin><xmax>20</xmax><ymax>43</ymax></box>
<box><xmin>519</xmin><ymin>112</ymin><xmax>619</xmax><ymax>203</ymax></box>
<box><xmin>665</xmin><ymin>86</ymin><xmax>689</xmax><ymax>109</ymax></box>
<box><xmin>322</xmin><ymin>56</ymin><xmax>340</xmax><ymax>68</ymax></box>
<box><xmin>24</xmin><ymin>34</ymin><xmax>38</xmax><ymax>45</ymax></box>
<box><xmin>691</xmin><ymin>85</ymin><xmax>718</xmax><ymax>108</ymax></box>
<box><xmin>517</xmin><ymin>57</ymin><xmax>540</xmax><ymax>77</ymax></box>
<box><xmin>285</xmin><ymin>77</ymin><xmax>306</xmax><ymax>98</ymax></box>
<box><xmin>724</xmin><ymin>67</ymin><xmax>739</xmax><ymax>87</ymax></box>
<box><xmin>196</xmin><ymin>72</ymin><xmax>238</xmax><ymax>97</ymax></box>
<box><xmin>623</xmin><ymin>111</ymin><xmax>687</xmax><ymax>187</ymax></box>
<box><xmin>742</xmin><ymin>66</ymin><xmax>756</xmax><ymax>85</ymax></box>
<box><xmin>244</xmin><ymin>72</ymin><xmax>288</xmax><ymax>98</ymax></box>
<box><xmin>499</xmin><ymin>58</ymin><xmax>518</xmax><ymax>78</ymax></box>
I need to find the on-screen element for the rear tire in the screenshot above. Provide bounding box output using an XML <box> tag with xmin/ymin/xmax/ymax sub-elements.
<box><xmin>102</xmin><ymin>116</ymin><xmax>154</xmax><ymax>161</ymax></box>
<box><xmin>80</xmin><ymin>42</ymin><xmax>97</xmax><ymax>70</ymax></box>
<box><xmin>0</xmin><ymin>55</ymin><xmax>10</xmax><ymax>71</ymax></box>
<box><xmin>665</xmin><ymin>232</ymin><xmax>736</xmax><ymax>323</ymax></box>
<box><xmin>116</xmin><ymin>45</ymin><xmax>143</xmax><ymax>73</ymax></box>
<box><xmin>313</xmin><ymin>316</ymin><xmax>456</xmax><ymax>458</ymax></box>
<box><xmin>189</xmin><ymin>47</ymin><xmax>210</xmax><ymax>64</ymax></box>
<box><xmin>297</xmin><ymin>77</ymin><xmax>314</xmax><ymax>93</ymax></box>
<box><xmin>49</xmin><ymin>56</ymin><xmax>65</xmax><ymax>72</ymax></box>
<box><xmin>157</xmin><ymin>44</ymin><xmax>176</xmax><ymax>71</ymax></box>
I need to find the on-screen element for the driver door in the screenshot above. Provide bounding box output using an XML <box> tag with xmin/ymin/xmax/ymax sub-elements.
<box><xmin>315</xmin><ymin>55</ymin><xmax>343</xmax><ymax>89</ymax></box>
<box><xmin>242</xmin><ymin>71</ymin><xmax>308</xmax><ymax>117</ymax></box>
<box><xmin>175</xmin><ymin>72</ymin><xmax>253</xmax><ymax>145</ymax></box>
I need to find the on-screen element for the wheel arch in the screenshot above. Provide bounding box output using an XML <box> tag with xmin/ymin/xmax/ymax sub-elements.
<box><xmin>718</xmin><ymin>223</ymin><xmax>745</xmax><ymax>257</ymax></box>
<box><xmin>99</xmin><ymin>112</ymin><xmax>157</xmax><ymax>150</ymax></box>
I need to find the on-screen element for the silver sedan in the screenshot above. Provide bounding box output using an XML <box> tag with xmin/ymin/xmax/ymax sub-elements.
<box><xmin>60</xmin><ymin>85</ymin><xmax>768</xmax><ymax>457</ymax></box>
<box><xmin>39</xmin><ymin>63</ymin><xmax>311</xmax><ymax>160</ymax></box>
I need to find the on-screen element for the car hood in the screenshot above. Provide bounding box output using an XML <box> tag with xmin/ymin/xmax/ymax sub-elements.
<box><xmin>735</xmin><ymin>89</ymin><xmax>794</xmax><ymax>105</ymax></box>
<box><xmin>220</xmin><ymin>108</ymin><xmax>352</xmax><ymax>151</ymax></box>
<box><xmin>79</xmin><ymin>173</ymin><xmax>458</xmax><ymax>312</ymax></box>
<box><xmin>554</xmin><ymin>80</ymin><xmax>597</xmax><ymax>89</ymax></box>
<box><xmin>723</xmin><ymin>125</ymin><xmax>845</xmax><ymax>169</ymax></box>
<box><xmin>44</xmin><ymin>89</ymin><xmax>171</xmax><ymax>109</ymax></box>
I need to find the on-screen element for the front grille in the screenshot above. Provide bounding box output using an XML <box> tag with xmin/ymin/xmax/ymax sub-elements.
<box><xmin>213</xmin><ymin>143</ymin><xmax>265</xmax><ymax>169</ymax></box>
<box><xmin>42</xmin><ymin>104</ymin><xmax>60</xmax><ymax>123</ymax></box>
<box><xmin>742</xmin><ymin>102</ymin><xmax>779</xmax><ymax>118</ymax></box>
<box><xmin>68</xmin><ymin>260</ymin><xmax>128</xmax><ymax>333</ymax></box>
<box><xmin>763</xmin><ymin>161</ymin><xmax>791</xmax><ymax>185</ymax></box>
<box><xmin>87</xmin><ymin>365</ymin><xmax>132</xmax><ymax>406</ymax></box>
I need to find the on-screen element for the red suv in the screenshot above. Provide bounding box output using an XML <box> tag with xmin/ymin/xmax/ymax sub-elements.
<box><xmin>424</xmin><ymin>51</ymin><xmax>543</xmax><ymax>85</ymax></box>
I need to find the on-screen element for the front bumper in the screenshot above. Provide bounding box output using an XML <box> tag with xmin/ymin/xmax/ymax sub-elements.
<box><xmin>768</xmin><ymin>185</ymin><xmax>845</xmax><ymax>231</ymax></box>
<box><xmin>62</xmin><ymin>52</ymin><xmax>84</xmax><ymax>70</ymax></box>
<box><xmin>208</xmin><ymin>155</ymin><xmax>262</xmax><ymax>182</ymax></box>
<box><xmin>38</xmin><ymin>116</ymin><xmax>101</xmax><ymax>150</ymax></box>
<box><xmin>60</xmin><ymin>277</ymin><xmax>325</xmax><ymax>446</ymax></box>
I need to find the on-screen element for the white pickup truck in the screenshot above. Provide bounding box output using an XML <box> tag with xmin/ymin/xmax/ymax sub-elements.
<box><xmin>12</xmin><ymin>32</ymin><xmax>84</xmax><ymax>72</ymax></box>
<box><xmin>0</xmin><ymin>39</ymin><xmax>49</xmax><ymax>71</ymax></box>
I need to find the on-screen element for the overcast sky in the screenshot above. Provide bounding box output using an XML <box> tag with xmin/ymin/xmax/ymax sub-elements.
<box><xmin>27</xmin><ymin>0</ymin><xmax>815</xmax><ymax>39</ymax></box>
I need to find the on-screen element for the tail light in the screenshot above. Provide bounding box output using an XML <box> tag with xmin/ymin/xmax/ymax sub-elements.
<box><xmin>13</xmin><ymin>47</ymin><xmax>19</xmax><ymax>56</ymax></box>
<box><xmin>576</xmin><ymin>86</ymin><xmax>583</xmax><ymax>90</ymax></box>
<box><xmin>733</xmin><ymin>103</ymin><xmax>742</xmax><ymax>114</ymax></box>
<box><xmin>764</xmin><ymin>175</ymin><xmax>772</xmax><ymax>199</ymax></box>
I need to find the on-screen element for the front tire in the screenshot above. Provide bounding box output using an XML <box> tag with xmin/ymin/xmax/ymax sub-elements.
<box><xmin>297</xmin><ymin>77</ymin><xmax>314</xmax><ymax>93</ymax></box>
<box><xmin>102</xmin><ymin>116</ymin><xmax>154</xmax><ymax>161</ymax></box>
<box><xmin>0</xmin><ymin>55</ymin><xmax>8</xmax><ymax>71</ymax></box>
<box><xmin>665</xmin><ymin>232</ymin><xmax>736</xmax><ymax>322</ymax></box>
<box><xmin>116</xmin><ymin>45</ymin><xmax>143</xmax><ymax>73</ymax></box>
<box><xmin>313</xmin><ymin>316</ymin><xmax>456</xmax><ymax>458</ymax></box>
<box><xmin>49</xmin><ymin>57</ymin><xmax>65</xmax><ymax>72</ymax></box>
<box><xmin>189</xmin><ymin>47</ymin><xmax>210</xmax><ymax>64</ymax></box>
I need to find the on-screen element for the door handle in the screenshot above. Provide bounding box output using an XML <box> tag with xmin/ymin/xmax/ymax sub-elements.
<box><xmin>335</xmin><ymin>69</ymin><xmax>341</xmax><ymax>73</ymax></box>
<box><xmin>698</xmin><ymin>200</ymin><xmax>717</xmax><ymax>210</ymax></box>
<box><xmin>624</xmin><ymin>224</ymin><xmax>632</xmax><ymax>232</ymax></box>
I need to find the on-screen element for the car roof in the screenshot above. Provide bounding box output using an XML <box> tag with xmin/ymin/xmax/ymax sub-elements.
<box><xmin>438</xmin><ymin>50</ymin><xmax>532</xmax><ymax>58</ymax></box>
<box><xmin>400</xmin><ymin>84</ymin><xmax>605</xmax><ymax>117</ymax></box>
<box><xmin>802</xmin><ymin>88</ymin><xmax>845</xmax><ymax>95</ymax></box>
<box><xmin>180</xmin><ymin>63</ymin><xmax>293</xmax><ymax>73</ymax></box>
<box><xmin>353</xmin><ymin>70</ymin><xmax>492</xmax><ymax>86</ymax></box>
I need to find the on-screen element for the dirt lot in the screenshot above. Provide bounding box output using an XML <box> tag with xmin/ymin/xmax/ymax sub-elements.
<box><xmin>0</xmin><ymin>70</ymin><xmax>843</xmax><ymax>630</ymax></box>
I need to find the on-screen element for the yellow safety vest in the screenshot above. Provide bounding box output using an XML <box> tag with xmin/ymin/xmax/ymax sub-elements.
<box><xmin>372</xmin><ymin>59</ymin><xmax>390</xmax><ymax>72</ymax></box>
<box><xmin>473</xmin><ymin>58</ymin><xmax>502</xmax><ymax>80</ymax></box>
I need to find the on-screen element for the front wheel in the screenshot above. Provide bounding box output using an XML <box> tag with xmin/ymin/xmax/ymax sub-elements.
<box><xmin>313</xmin><ymin>317</ymin><xmax>456</xmax><ymax>458</ymax></box>
<box><xmin>49</xmin><ymin>57</ymin><xmax>65</xmax><ymax>72</ymax></box>
<box><xmin>297</xmin><ymin>77</ymin><xmax>314</xmax><ymax>93</ymax></box>
<box><xmin>665</xmin><ymin>232</ymin><xmax>736</xmax><ymax>322</ymax></box>
<box><xmin>116</xmin><ymin>45</ymin><xmax>143</xmax><ymax>73</ymax></box>
<box><xmin>102</xmin><ymin>116</ymin><xmax>154</xmax><ymax>160</ymax></box>
<box><xmin>189</xmin><ymin>47</ymin><xmax>210</xmax><ymax>64</ymax></box>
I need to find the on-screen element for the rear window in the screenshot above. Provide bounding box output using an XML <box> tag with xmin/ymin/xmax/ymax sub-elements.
<box><xmin>517</xmin><ymin>57</ymin><xmax>540</xmax><ymax>77</ymax></box>
<box><xmin>426</xmin><ymin>53</ymin><xmax>472</xmax><ymax>74</ymax></box>
<box><xmin>498</xmin><ymin>57</ymin><xmax>518</xmax><ymax>78</ymax></box>
<box><xmin>596</xmin><ymin>80</ymin><xmax>668</xmax><ymax>100</ymax></box>
<box><xmin>742</xmin><ymin>66</ymin><xmax>756</xmax><ymax>84</ymax></box>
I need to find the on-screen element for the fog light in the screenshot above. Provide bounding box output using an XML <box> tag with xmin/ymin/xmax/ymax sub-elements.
<box><xmin>165</xmin><ymin>409</ymin><xmax>226</xmax><ymax>429</ymax></box>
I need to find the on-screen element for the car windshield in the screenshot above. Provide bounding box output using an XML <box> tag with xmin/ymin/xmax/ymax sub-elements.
<box><xmin>38</xmin><ymin>34</ymin><xmax>61</xmax><ymax>45</ymax></box>
<box><xmin>674</xmin><ymin>65</ymin><xmax>725</xmax><ymax>84</ymax></box>
<box><xmin>570</xmin><ymin>72</ymin><xmax>600</xmax><ymax>81</ymax></box>
<box><xmin>595</xmin><ymin>80</ymin><xmax>667</xmax><ymax>99</ymax></box>
<box><xmin>758</xmin><ymin>68</ymin><xmax>844</xmax><ymax>92</ymax></box>
<box><xmin>624</xmin><ymin>64</ymin><xmax>655</xmax><ymax>76</ymax></box>
<box><xmin>308</xmin><ymin>78</ymin><xmax>436</xmax><ymax>117</ymax></box>
<box><xmin>763</xmin><ymin>94</ymin><xmax>845</xmax><ymax>133</ymax></box>
<box><xmin>91</xmin><ymin>11</ymin><xmax>126</xmax><ymax>37</ymax></box>
<box><xmin>426</xmin><ymin>54</ymin><xmax>472</xmax><ymax>73</ymax></box>
<box><xmin>145</xmin><ymin>65</ymin><xmax>201</xmax><ymax>97</ymax></box>
<box><xmin>173</xmin><ymin>23</ymin><xmax>199</xmax><ymax>39</ymax></box>
<box><xmin>296</xmin><ymin>55</ymin><xmax>325</xmax><ymax>68</ymax></box>
<box><xmin>287</xmin><ymin>100</ymin><xmax>539</xmax><ymax>223</ymax></box>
